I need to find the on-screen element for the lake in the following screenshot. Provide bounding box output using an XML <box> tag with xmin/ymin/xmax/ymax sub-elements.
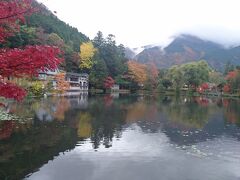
<box><xmin>0</xmin><ymin>94</ymin><xmax>240</xmax><ymax>180</ymax></box>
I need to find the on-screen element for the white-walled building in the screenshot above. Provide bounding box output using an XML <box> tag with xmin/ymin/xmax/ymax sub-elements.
<box><xmin>65</xmin><ymin>73</ymin><xmax>89</xmax><ymax>91</ymax></box>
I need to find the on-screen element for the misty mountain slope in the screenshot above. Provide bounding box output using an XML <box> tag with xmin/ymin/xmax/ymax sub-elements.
<box><xmin>135</xmin><ymin>34</ymin><xmax>240</xmax><ymax>70</ymax></box>
<box><xmin>125</xmin><ymin>47</ymin><xmax>136</xmax><ymax>59</ymax></box>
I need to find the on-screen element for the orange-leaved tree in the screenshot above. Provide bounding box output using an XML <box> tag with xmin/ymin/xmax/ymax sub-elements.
<box><xmin>127</xmin><ymin>61</ymin><xmax>147</xmax><ymax>86</ymax></box>
<box><xmin>55</xmin><ymin>73</ymin><xmax>70</xmax><ymax>93</ymax></box>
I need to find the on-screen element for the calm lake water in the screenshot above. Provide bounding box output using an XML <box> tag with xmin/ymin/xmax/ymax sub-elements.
<box><xmin>0</xmin><ymin>94</ymin><xmax>240</xmax><ymax>180</ymax></box>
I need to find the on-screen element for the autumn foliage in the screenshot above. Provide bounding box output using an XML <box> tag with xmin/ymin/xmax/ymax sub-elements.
<box><xmin>55</xmin><ymin>73</ymin><xmax>70</xmax><ymax>93</ymax></box>
<box><xmin>225</xmin><ymin>70</ymin><xmax>240</xmax><ymax>93</ymax></box>
<box><xmin>127</xmin><ymin>61</ymin><xmax>147</xmax><ymax>85</ymax></box>
<box><xmin>146</xmin><ymin>63</ymin><xmax>159</xmax><ymax>87</ymax></box>
<box><xmin>197</xmin><ymin>83</ymin><xmax>209</xmax><ymax>94</ymax></box>
<box><xmin>0</xmin><ymin>0</ymin><xmax>34</xmax><ymax>42</ymax></box>
<box><xmin>223</xmin><ymin>84</ymin><xmax>231</xmax><ymax>93</ymax></box>
<box><xmin>79</xmin><ymin>42</ymin><xmax>96</xmax><ymax>70</ymax></box>
<box><xmin>104</xmin><ymin>76</ymin><xmax>115</xmax><ymax>89</ymax></box>
<box><xmin>226</xmin><ymin>71</ymin><xmax>237</xmax><ymax>80</ymax></box>
<box><xmin>0</xmin><ymin>0</ymin><xmax>62</xmax><ymax>101</ymax></box>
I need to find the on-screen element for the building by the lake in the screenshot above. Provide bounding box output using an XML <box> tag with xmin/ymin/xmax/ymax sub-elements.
<box><xmin>38</xmin><ymin>70</ymin><xmax>89</xmax><ymax>91</ymax></box>
<box><xmin>65</xmin><ymin>73</ymin><xmax>89</xmax><ymax>91</ymax></box>
<box><xmin>111</xmin><ymin>84</ymin><xmax>120</xmax><ymax>92</ymax></box>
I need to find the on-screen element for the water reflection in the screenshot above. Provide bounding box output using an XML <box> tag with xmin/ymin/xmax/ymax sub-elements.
<box><xmin>0</xmin><ymin>94</ymin><xmax>240</xmax><ymax>180</ymax></box>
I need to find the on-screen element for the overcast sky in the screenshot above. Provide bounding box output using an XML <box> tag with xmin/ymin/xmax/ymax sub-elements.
<box><xmin>38</xmin><ymin>0</ymin><xmax>240</xmax><ymax>48</ymax></box>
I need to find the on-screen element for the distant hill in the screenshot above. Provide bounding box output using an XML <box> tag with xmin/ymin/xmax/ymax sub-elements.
<box><xmin>134</xmin><ymin>34</ymin><xmax>240</xmax><ymax>71</ymax></box>
<box><xmin>125</xmin><ymin>47</ymin><xmax>136</xmax><ymax>59</ymax></box>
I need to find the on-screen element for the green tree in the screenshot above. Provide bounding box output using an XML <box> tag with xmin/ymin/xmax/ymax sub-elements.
<box><xmin>5</xmin><ymin>25</ymin><xmax>37</xmax><ymax>48</ymax></box>
<box><xmin>92</xmin><ymin>31</ymin><xmax>105</xmax><ymax>49</ymax></box>
<box><xmin>182</xmin><ymin>60</ymin><xmax>211</xmax><ymax>88</ymax></box>
<box><xmin>209</xmin><ymin>71</ymin><xmax>225</xmax><ymax>86</ymax></box>
<box><xmin>47</xmin><ymin>33</ymin><xmax>64</xmax><ymax>49</ymax></box>
<box><xmin>89</xmin><ymin>57</ymin><xmax>108</xmax><ymax>89</ymax></box>
<box><xmin>92</xmin><ymin>32</ymin><xmax>127</xmax><ymax>78</ymax></box>
<box><xmin>167</xmin><ymin>65</ymin><xmax>184</xmax><ymax>90</ymax></box>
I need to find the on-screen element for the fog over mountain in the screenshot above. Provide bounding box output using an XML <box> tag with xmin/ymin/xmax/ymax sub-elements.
<box><xmin>126</xmin><ymin>34</ymin><xmax>240</xmax><ymax>71</ymax></box>
<box><xmin>131</xmin><ymin>29</ymin><xmax>240</xmax><ymax>54</ymax></box>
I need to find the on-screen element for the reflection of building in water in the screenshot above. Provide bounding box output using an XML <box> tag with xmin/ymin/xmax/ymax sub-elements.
<box><xmin>68</xmin><ymin>92</ymin><xmax>88</xmax><ymax>109</ymax></box>
<box><xmin>35</xmin><ymin>95</ymin><xmax>88</xmax><ymax>122</ymax></box>
<box><xmin>110</xmin><ymin>92</ymin><xmax>119</xmax><ymax>98</ymax></box>
<box><xmin>65</xmin><ymin>73</ymin><xmax>88</xmax><ymax>91</ymax></box>
<box><xmin>35</xmin><ymin>108</ymin><xmax>54</xmax><ymax>122</ymax></box>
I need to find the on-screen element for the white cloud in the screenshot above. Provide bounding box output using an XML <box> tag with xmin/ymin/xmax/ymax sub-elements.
<box><xmin>37</xmin><ymin>0</ymin><xmax>240</xmax><ymax>47</ymax></box>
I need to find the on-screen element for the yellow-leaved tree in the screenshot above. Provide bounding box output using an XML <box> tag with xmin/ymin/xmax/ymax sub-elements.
<box><xmin>79</xmin><ymin>42</ymin><xmax>97</xmax><ymax>70</ymax></box>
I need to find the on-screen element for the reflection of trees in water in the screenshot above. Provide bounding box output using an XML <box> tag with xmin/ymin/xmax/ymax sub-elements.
<box><xmin>125</xmin><ymin>100</ymin><xmax>158</xmax><ymax>124</ymax></box>
<box><xmin>155</xmin><ymin>96</ymin><xmax>229</xmax><ymax>130</ymax></box>
<box><xmin>222</xmin><ymin>99</ymin><xmax>240</xmax><ymax>126</ymax></box>
<box><xmin>122</xmin><ymin>96</ymin><xmax>240</xmax><ymax>146</ymax></box>
<box><xmin>0</xmin><ymin>120</ymin><xmax>78</xmax><ymax>180</ymax></box>
<box><xmin>76</xmin><ymin>112</ymin><xmax>92</xmax><ymax>138</ymax></box>
<box><xmin>157</xmin><ymin>96</ymin><xmax>240</xmax><ymax>145</ymax></box>
<box><xmin>163</xmin><ymin>97</ymin><xmax>211</xmax><ymax>129</ymax></box>
<box><xmin>87</xmin><ymin>96</ymin><xmax>128</xmax><ymax>149</ymax></box>
<box><xmin>0</xmin><ymin>120</ymin><xmax>32</xmax><ymax>140</ymax></box>
<box><xmin>57</xmin><ymin>95</ymin><xmax>131</xmax><ymax>149</ymax></box>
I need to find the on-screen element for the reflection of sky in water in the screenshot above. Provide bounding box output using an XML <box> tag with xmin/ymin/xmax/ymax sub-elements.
<box><xmin>26</xmin><ymin>124</ymin><xmax>240</xmax><ymax>180</ymax></box>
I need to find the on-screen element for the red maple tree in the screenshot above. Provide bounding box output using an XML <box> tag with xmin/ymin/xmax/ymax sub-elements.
<box><xmin>104</xmin><ymin>76</ymin><xmax>115</xmax><ymax>89</ymax></box>
<box><xmin>197</xmin><ymin>83</ymin><xmax>209</xmax><ymax>94</ymax></box>
<box><xmin>223</xmin><ymin>84</ymin><xmax>231</xmax><ymax>93</ymax></box>
<box><xmin>226</xmin><ymin>71</ymin><xmax>237</xmax><ymax>80</ymax></box>
<box><xmin>0</xmin><ymin>0</ymin><xmax>62</xmax><ymax>101</ymax></box>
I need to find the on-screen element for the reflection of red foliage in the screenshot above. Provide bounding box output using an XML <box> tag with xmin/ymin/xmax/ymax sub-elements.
<box><xmin>223</xmin><ymin>84</ymin><xmax>231</xmax><ymax>93</ymax></box>
<box><xmin>148</xmin><ymin>106</ymin><xmax>158</xmax><ymax>120</ymax></box>
<box><xmin>223</xmin><ymin>99</ymin><xmax>230</xmax><ymax>107</ymax></box>
<box><xmin>0</xmin><ymin>121</ymin><xmax>15</xmax><ymax>140</ymax></box>
<box><xmin>104</xmin><ymin>76</ymin><xmax>115</xmax><ymax>89</ymax></box>
<box><xmin>226</xmin><ymin>113</ymin><xmax>237</xmax><ymax>124</ymax></box>
<box><xmin>103</xmin><ymin>95</ymin><xmax>113</xmax><ymax>107</ymax></box>
<box><xmin>195</xmin><ymin>97</ymin><xmax>209</xmax><ymax>106</ymax></box>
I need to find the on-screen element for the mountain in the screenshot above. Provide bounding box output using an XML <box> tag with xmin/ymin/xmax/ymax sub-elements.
<box><xmin>125</xmin><ymin>44</ymin><xmax>159</xmax><ymax>59</ymax></box>
<box><xmin>135</xmin><ymin>34</ymin><xmax>240</xmax><ymax>71</ymax></box>
<box><xmin>29</xmin><ymin>1</ymin><xmax>89</xmax><ymax>52</ymax></box>
<box><xmin>125</xmin><ymin>47</ymin><xmax>136</xmax><ymax>59</ymax></box>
